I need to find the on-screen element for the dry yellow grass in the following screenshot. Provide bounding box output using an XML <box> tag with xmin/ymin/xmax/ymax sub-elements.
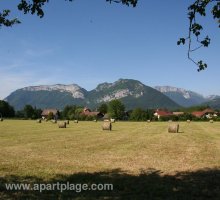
<box><xmin>0</xmin><ymin>120</ymin><xmax>219</xmax><ymax>199</ymax></box>
<box><xmin>0</xmin><ymin>120</ymin><xmax>219</xmax><ymax>176</ymax></box>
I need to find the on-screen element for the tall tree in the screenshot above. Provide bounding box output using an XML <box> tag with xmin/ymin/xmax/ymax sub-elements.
<box><xmin>98</xmin><ymin>103</ymin><xmax>108</xmax><ymax>114</ymax></box>
<box><xmin>130</xmin><ymin>108</ymin><xmax>147</xmax><ymax>121</ymax></box>
<box><xmin>0</xmin><ymin>100</ymin><xmax>15</xmax><ymax>118</ymax></box>
<box><xmin>108</xmin><ymin>99</ymin><xmax>125</xmax><ymax>120</ymax></box>
<box><xmin>23</xmin><ymin>105</ymin><xmax>35</xmax><ymax>119</ymax></box>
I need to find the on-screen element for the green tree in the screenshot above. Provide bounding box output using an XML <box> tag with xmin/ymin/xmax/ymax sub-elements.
<box><xmin>130</xmin><ymin>108</ymin><xmax>147</xmax><ymax>121</ymax></box>
<box><xmin>15</xmin><ymin>110</ymin><xmax>25</xmax><ymax>118</ymax></box>
<box><xmin>75</xmin><ymin>107</ymin><xmax>84</xmax><ymax>120</ymax></box>
<box><xmin>34</xmin><ymin>108</ymin><xmax>42</xmax><ymax>119</ymax></box>
<box><xmin>62</xmin><ymin>105</ymin><xmax>77</xmax><ymax>119</ymax></box>
<box><xmin>0</xmin><ymin>100</ymin><xmax>15</xmax><ymax>118</ymax></box>
<box><xmin>98</xmin><ymin>103</ymin><xmax>108</xmax><ymax>114</ymax></box>
<box><xmin>108</xmin><ymin>99</ymin><xmax>125</xmax><ymax>120</ymax></box>
<box><xmin>23</xmin><ymin>105</ymin><xmax>35</xmax><ymax>119</ymax></box>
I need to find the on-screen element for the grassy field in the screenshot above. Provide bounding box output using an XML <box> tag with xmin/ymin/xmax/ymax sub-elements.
<box><xmin>0</xmin><ymin>120</ymin><xmax>220</xmax><ymax>199</ymax></box>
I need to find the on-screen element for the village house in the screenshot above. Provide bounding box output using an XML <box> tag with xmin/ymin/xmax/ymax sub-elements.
<box><xmin>81</xmin><ymin>107</ymin><xmax>104</xmax><ymax>119</ymax></box>
<box><xmin>154</xmin><ymin>109</ymin><xmax>173</xmax><ymax>119</ymax></box>
<box><xmin>192</xmin><ymin>108</ymin><xmax>216</xmax><ymax>119</ymax></box>
<box><xmin>41</xmin><ymin>109</ymin><xmax>59</xmax><ymax>119</ymax></box>
<box><xmin>173</xmin><ymin>112</ymin><xmax>184</xmax><ymax>116</ymax></box>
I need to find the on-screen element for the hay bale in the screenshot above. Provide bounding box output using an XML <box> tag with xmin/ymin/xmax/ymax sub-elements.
<box><xmin>168</xmin><ymin>120</ymin><xmax>173</xmax><ymax>122</ymax></box>
<box><xmin>74</xmin><ymin>120</ymin><xmax>78</xmax><ymax>123</ymax></box>
<box><xmin>36</xmin><ymin>119</ymin><xmax>41</xmax><ymax>123</ymax></box>
<box><xmin>0</xmin><ymin>118</ymin><xmax>3</xmax><ymax>122</ymax></box>
<box><xmin>187</xmin><ymin>120</ymin><xmax>191</xmax><ymax>123</ymax></box>
<box><xmin>168</xmin><ymin>123</ymin><xmax>179</xmax><ymax>133</ymax></box>
<box><xmin>147</xmin><ymin>120</ymin><xmax>151</xmax><ymax>123</ymax></box>
<box><xmin>65</xmin><ymin>120</ymin><xmax>69</xmax><ymax>124</ymax></box>
<box><xmin>93</xmin><ymin>119</ymin><xmax>97</xmax><ymax>122</ymax></box>
<box><xmin>110</xmin><ymin>119</ymin><xmax>115</xmax><ymax>123</ymax></box>
<box><xmin>102</xmin><ymin>121</ymin><xmax>112</xmax><ymax>131</ymax></box>
<box><xmin>210</xmin><ymin>120</ymin><xmax>214</xmax><ymax>123</ymax></box>
<box><xmin>58</xmin><ymin>122</ymin><xmax>66</xmax><ymax>128</ymax></box>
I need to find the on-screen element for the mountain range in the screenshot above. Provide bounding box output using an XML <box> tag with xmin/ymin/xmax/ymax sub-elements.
<box><xmin>4</xmin><ymin>79</ymin><xmax>220</xmax><ymax>110</ymax></box>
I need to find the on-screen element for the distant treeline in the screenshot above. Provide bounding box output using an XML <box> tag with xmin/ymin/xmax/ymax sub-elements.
<box><xmin>0</xmin><ymin>100</ymin><xmax>219</xmax><ymax>121</ymax></box>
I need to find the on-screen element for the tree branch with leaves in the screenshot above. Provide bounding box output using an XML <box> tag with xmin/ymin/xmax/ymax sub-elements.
<box><xmin>178</xmin><ymin>0</ymin><xmax>220</xmax><ymax>71</ymax></box>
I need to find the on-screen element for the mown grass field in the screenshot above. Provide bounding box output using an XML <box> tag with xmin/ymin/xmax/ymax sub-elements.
<box><xmin>0</xmin><ymin>120</ymin><xmax>220</xmax><ymax>199</ymax></box>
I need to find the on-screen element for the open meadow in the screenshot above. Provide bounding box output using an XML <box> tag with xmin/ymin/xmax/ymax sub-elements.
<box><xmin>0</xmin><ymin>120</ymin><xmax>220</xmax><ymax>199</ymax></box>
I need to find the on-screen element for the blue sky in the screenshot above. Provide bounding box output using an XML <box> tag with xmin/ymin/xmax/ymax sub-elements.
<box><xmin>0</xmin><ymin>0</ymin><xmax>220</xmax><ymax>99</ymax></box>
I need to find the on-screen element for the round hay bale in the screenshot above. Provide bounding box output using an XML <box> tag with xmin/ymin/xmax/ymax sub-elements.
<box><xmin>93</xmin><ymin>119</ymin><xmax>97</xmax><ymax>122</ymax></box>
<box><xmin>168</xmin><ymin>123</ymin><xmax>179</xmax><ymax>133</ymax></box>
<box><xmin>168</xmin><ymin>120</ymin><xmax>173</xmax><ymax>122</ymax></box>
<box><xmin>74</xmin><ymin>120</ymin><xmax>78</xmax><ymax>123</ymax></box>
<box><xmin>187</xmin><ymin>120</ymin><xmax>191</xmax><ymax>123</ymax></box>
<box><xmin>110</xmin><ymin>119</ymin><xmax>115</xmax><ymax>123</ymax></box>
<box><xmin>210</xmin><ymin>120</ymin><xmax>214</xmax><ymax>123</ymax></box>
<box><xmin>0</xmin><ymin>118</ymin><xmax>3</xmax><ymax>122</ymax></box>
<box><xmin>65</xmin><ymin>120</ymin><xmax>69</xmax><ymax>124</ymax></box>
<box><xmin>36</xmin><ymin>119</ymin><xmax>41</xmax><ymax>123</ymax></box>
<box><xmin>147</xmin><ymin>120</ymin><xmax>151</xmax><ymax>123</ymax></box>
<box><xmin>58</xmin><ymin>122</ymin><xmax>66</xmax><ymax>128</ymax></box>
<box><xmin>102</xmin><ymin>121</ymin><xmax>112</xmax><ymax>131</ymax></box>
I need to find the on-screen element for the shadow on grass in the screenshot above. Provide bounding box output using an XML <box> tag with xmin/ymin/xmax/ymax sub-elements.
<box><xmin>0</xmin><ymin>168</ymin><xmax>219</xmax><ymax>200</ymax></box>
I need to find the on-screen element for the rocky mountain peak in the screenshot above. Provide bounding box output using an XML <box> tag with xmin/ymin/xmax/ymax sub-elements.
<box><xmin>22</xmin><ymin>84</ymin><xmax>86</xmax><ymax>99</ymax></box>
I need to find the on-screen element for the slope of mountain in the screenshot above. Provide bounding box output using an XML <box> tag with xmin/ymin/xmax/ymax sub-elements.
<box><xmin>5</xmin><ymin>84</ymin><xmax>88</xmax><ymax>110</ymax></box>
<box><xmin>206</xmin><ymin>95</ymin><xmax>220</xmax><ymax>101</ymax></box>
<box><xmin>202</xmin><ymin>97</ymin><xmax>220</xmax><ymax>109</ymax></box>
<box><xmin>155</xmin><ymin>86</ymin><xmax>207</xmax><ymax>107</ymax></box>
<box><xmin>4</xmin><ymin>79</ymin><xmax>180</xmax><ymax>110</ymax></box>
<box><xmin>88</xmin><ymin>79</ymin><xmax>180</xmax><ymax>110</ymax></box>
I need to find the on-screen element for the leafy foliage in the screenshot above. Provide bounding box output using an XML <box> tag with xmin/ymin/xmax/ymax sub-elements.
<box><xmin>108</xmin><ymin>99</ymin><xmax>125</xmax><ymax>120</ymax></box>
<box><xmin>0</xmin><ymin>0</ymin><xmax>137</xmax><ymax>28</ymax></box>
<box><xmin>0</xmin><ymin>10</ymin><xmax>20</xmax><ymax>27</ymax></box>
<box><xmin>0</xmin><ymin>100</ymin><xmax>15</xmax><ymax>118</ymax></box>
<box><xmin>23</xmin><ymin>104</ymin><xmax>42</xmax><ymax>119</ymax></box>
<box><xmin>61</xmin><ymin>105</ymin><xmax>83</xmax><ymax>120</ymax></box>
<box><xmin>106</xmin><ymin>0</ymin><xmax>137</xmax><ymax>7</ymax></box>
<box><xmin>178</xmin><ymin>0</ymin><xmax>220</xmax><ymax>71</ymax></box>
<box><xmin>98</xmin><ymin>103</ymin><xmax>108</xmax><ymax>114</ymax></box>
<box><xmin>129</xmin><ymin>108</ymin><xmax>154</xmax><ymax>121</ymax></box>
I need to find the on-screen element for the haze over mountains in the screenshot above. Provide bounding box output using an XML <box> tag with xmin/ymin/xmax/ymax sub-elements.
<box><xmin>4</xmin><ymin>79</ymin><xmax>220</xmax><ymax>110</ymax></box>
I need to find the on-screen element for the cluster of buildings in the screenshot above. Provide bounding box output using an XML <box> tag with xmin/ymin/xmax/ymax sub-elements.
<box><xmin>41</xmin><ymin>107</ymin><xmax>104</xmax><ymax>119</ymax></box>
<box><xmin>154</xmin><ymin>108</ymin><xmax>218</xmax><ymax>120</ymax></box>
<box><xmin>41</xmin><ymin>107</ymin><xmax>219</xmax><ymax>120</ymax></box>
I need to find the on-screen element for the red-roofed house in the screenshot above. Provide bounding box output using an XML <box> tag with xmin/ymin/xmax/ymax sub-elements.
<box><xmin>192</xmin><ymin>108</ymin><xmax>215</xmax><ymax>119</ymax></box>
<box><xmin>154</xmin><ymin>109</ymin><xmax>173</xmax><ymax>119</ymax></box>
<box><xmin>191</xmin><ymin>111</ymin><xmax>204</xmax><ymax>118</ymax></box>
